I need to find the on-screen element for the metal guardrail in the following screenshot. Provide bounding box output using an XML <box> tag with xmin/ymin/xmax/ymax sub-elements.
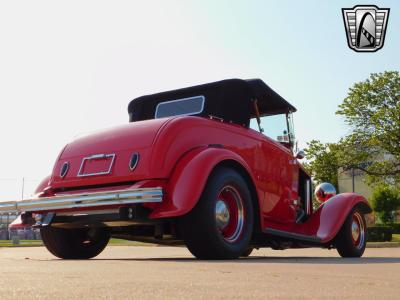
<box><xmin>0</xmin><ymin>187</ymin><xmax>163</xmax><ymax>213</ymax></box>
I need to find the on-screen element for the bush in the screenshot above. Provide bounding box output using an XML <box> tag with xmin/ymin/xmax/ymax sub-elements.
<box><xmin>367</xmin><ymin>226</ymin><xmax>392</xmax><ymax>242</ymax></box>
<box><xmin>370</xmin><ymin>185</ymin><xmax>400</xmax><ymax>224</ymax></box>
<box><xmin>391</xmin><ymin>223</ymin><xmax>400</xmax><ymax>234</ymax></box>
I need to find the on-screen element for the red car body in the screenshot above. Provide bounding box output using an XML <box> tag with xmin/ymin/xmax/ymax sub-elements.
<box><xmin>1</xmin><ymin>79</ymin><xmax>371</xmax><ymax>259</ymax></box>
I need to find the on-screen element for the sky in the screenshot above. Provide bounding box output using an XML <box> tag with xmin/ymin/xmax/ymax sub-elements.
<box><xmin>0</xmin><ymin>0</ymin><xmax>399</xmax><ymax>200</ymax></box>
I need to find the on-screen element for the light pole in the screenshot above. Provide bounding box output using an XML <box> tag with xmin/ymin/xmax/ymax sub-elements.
<box><xmin>6</xmin><ymin>213</ymin><xmax>10</xmax><ymax>240</ymax></box>
<box><xmin>21</xmin><ymin>177</ymin><xmax>25</xmax><ymax>200</ymax></box>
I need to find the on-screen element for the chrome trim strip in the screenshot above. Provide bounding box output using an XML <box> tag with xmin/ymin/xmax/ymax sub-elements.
<box><xmin>306</xmin><ymin>179</ymin><xmax>311</xmax><ymax>215</ymax></box>
<box><xmin>0</xmin><ymin>187</ymin><xmax>163</xmax><ymax>213</ymax></box>
<box><xmin>77</xmin><ymin>153</ymin><xmax>116</xmax><ymax>177</ymax></box>
<box><xmin>0</xmin><ymin>201</ymin><xmax>18</xmax><ymax>212</ymax></box>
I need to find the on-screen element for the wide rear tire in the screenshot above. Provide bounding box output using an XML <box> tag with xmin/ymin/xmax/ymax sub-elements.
<box><xmin>40</xmin><ymin>226</ymin><xmax>110</xmax><ymax>259</ymax></box>
<box><xmin>336</xmin><ymin>207</ymin><xmax>366</xmax><ymax>258</ymax></box>
<box><xmin>180</xmin><ymin>167</ymin><xmax>254</xmax><ymax>260</ymax></box>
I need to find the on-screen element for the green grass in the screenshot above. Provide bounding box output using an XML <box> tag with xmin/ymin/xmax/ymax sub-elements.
<box><xmin>366</xmin><ymin>234</ymin><xmax>400</xmax><ymax>248</ymax></box>
<box><xmin>392</xmin><ymin>234</ymin><xmax>400</xmax><ymax>242</ymax></box>
<box><xmin>107</xmin><ymin>238</ymin><xmax>154</xmax><ymax>247</ymax></box>
<box><xmin>367</xmin><ymin>241</ymin><xmax>400</xmax><ymax>248</ymax></box>
<box><xmin>0</xmin><ymin>239</ymin><xmax>43</xmax><ymax>247</ymax></box>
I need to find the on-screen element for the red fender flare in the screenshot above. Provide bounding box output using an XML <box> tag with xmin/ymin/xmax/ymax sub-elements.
<box><xmin>34</xmin><ymin>175</ymin><xmax>51</xmax><ymax>195</ymax></box>
<box><xmin>300</xmin><ymin>193</ymin><xmax>372</xmax><ymax>243</ymax></box>
<box><xmin>150</xmin><ymin>147</ymin><xmax>258</xmax><ymax>219</ymax></box>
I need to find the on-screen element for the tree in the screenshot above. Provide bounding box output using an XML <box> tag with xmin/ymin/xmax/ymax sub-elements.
<box><xmin>371</xmin><ymin>184</ymin><xmax>400</xmax><ymax>224</ymax></box>
<box><xmin>306</xmin><ymin>71</ymin><xmax>400</xmax><ymax>187</ymax></box>
<box><xmin>304</xmin><ymin>140</ymin><xmax>340</xmax><ymax>189</ymax></box>
<box><xmin>336</xmin><ymin>71</ymin><xmax>400</xmax><ymax>185</ymax></box>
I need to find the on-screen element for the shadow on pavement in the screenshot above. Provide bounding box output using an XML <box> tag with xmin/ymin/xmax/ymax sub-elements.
<box><xmin>85</xmin><ymin>256</ymin><xmax>400</xmax><ymax>264</ymax></box>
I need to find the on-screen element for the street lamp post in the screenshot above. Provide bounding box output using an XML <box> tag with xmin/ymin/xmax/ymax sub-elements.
<box><xmin>6</xmin><ymin>213</ymin><xmax>10</xmax><ymax>240</ymax></box>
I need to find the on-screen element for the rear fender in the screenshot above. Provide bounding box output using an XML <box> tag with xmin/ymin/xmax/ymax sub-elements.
<box><xmin>302</xmin><ymin>193</ymin><xmax>371</xmax><ymax>243</ymax></box>
<box><xmin>33</xmin><ymin>175</ymin><xmax>52</xmax><ymax>197</ymax></box>
<box><xmin>150</xmin><ymin>146</ymin><xmax>258</xmax><ymax>219</ymax></box>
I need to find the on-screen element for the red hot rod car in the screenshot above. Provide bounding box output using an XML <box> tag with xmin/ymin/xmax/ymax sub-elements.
<box><xmin>0</xmin><ymin>79</ymin><xmax>371</xmax><ymax>259</ymax></box>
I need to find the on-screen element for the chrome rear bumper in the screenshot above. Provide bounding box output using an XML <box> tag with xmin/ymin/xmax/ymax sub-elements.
<box><xmin>0</xmin><ymin>188</ymin><xmax>163</xmax><ymax>213</ymax></box>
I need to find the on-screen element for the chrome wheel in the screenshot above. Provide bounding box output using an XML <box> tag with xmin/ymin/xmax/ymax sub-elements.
<box><xmin>216</xmin><ymin>185</ymin><xmax>245</xmax><ymax>243</ymax></box>
<box><xmin>351</xmin><ymin>212</ymin><xmax>365</xmax><ymax>250</ymax></box>
<box><xmin>336</xmin><ymin>207</ymin><xmax>367</xmax><ymax>258</ymax></box>
<box><xmin>215</xmin><ymin>200</ymin><xmax>230</xmax><ymax>229</ymax></box>
<box><xmin>180</xmin><ymin>167</ymin><xmax>254</xmax><ymax>259</ymax></box>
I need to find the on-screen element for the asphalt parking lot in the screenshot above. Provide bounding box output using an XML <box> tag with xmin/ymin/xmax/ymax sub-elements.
<box><xmin>0</xmin><ymin>246</ymin><xmax>399</xmax><ymax>299</ymax></box>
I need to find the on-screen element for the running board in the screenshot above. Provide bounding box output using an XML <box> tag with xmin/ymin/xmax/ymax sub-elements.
<box><xmin>263</xmin><ymin>228</ymin><xmax>322</xmax><ymax>244</ymax></box>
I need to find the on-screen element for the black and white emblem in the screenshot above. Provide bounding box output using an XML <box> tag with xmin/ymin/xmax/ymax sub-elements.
<box><xmin>342</xmin><ymin>5</ymin><xmax>390</xmax><ymax>52</ymax></box>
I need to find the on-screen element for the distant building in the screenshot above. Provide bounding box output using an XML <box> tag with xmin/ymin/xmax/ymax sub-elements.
<box><xmin>338</xmin><ymin>167</ymin><xmax>399</xmax><ymax>223</ymax></box>
<box><xmin>338</xmin><ymin>168</ymin><xmax>373</xmax><ymax>199</ymax></box>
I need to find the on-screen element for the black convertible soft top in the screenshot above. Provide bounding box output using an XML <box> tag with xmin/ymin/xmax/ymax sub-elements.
<box><xmin>128</xmin><ymin>79</ymin><xmax>296</xmax><ymax>127</ymax></box>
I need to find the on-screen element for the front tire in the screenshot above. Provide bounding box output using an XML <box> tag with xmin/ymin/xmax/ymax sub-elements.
<box><xmin>180</xmin><ymin>167</ymin><xmax>254</xmax><ymax>260</ymax></box>
<box><xmin>335</xmin><ymin>208</ymin><xmax>366</xmax><ymax>258</ymax></box>
<box><xmin>40</xmin><ymin>226</ymin><xmax>110</xmax><ymax>259</ymax></box>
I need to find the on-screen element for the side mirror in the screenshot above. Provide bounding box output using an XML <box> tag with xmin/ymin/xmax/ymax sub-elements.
<box><xmin>314</xmin><ymin>182</ymin><xmax>337</xmax><ymax>203</ymax></box>
<box><xmin>295</xmin><ymin>150</ymin><xmax>306</xmax><ymax>159</ymax></box>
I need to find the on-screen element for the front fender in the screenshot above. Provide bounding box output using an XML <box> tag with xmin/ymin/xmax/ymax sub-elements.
<box><xmin>300</xmin><ymin>193</ymin><xmax>371</xmax><ymax>243</ymax></box>
<box><xmin>150</xmin><ymin>146</ymin><xmax>256</xmax><ymax>219</ymax></box>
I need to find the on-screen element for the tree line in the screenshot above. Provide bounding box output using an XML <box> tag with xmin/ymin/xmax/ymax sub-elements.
<box><xmin>304</xmin><ymin>71</ymin><xmax>400</xmax><ymax>224</ymax></box>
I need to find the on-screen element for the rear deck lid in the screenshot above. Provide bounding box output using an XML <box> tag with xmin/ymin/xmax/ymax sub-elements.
<box><xmin>50</xmin><ymin>118</ymin><xmax>170</xmax><ymax>189</ymax></box>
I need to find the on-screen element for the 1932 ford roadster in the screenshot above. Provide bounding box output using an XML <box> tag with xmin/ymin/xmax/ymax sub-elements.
<box><xmin>0</xmin><ymin>79</ymin><xmax>371</xmax><ymax>259</ymax></box>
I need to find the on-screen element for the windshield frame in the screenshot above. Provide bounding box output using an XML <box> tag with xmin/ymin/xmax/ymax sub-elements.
<box><xmin>250</xmin><ymin>112</ymin><xmax>296</xmax><ymax>150</ymax></box>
